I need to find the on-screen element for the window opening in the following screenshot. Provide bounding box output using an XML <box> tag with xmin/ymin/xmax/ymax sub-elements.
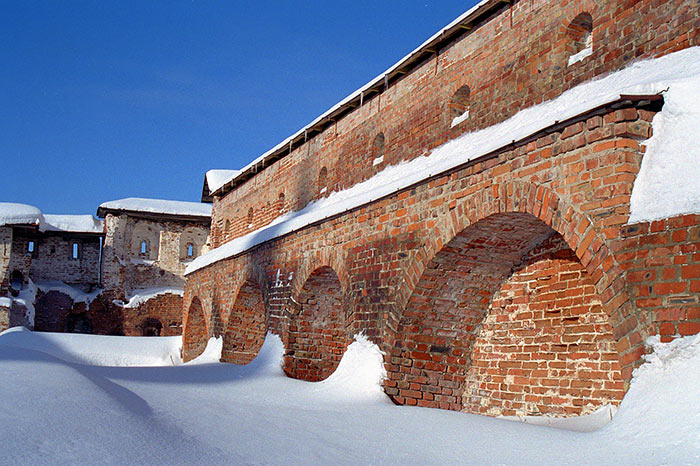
<box><xmin>187</xmin><ymin>243</ymin><xmax>194</xmax><ymax>258</ymax></box>
<box><xmin>27</xmin><ymin>241</ymin><xmax>35</xmax><ymax>254</ymax></box>
<box><xmin>72</xmin><ymin>242</ymin><xmax>80</xmax><ymax>259</ymax></box>
<box><xmin>372</xmin><ymin>133</ymin><xmax>385</xmax><ymax>166</ymax></box>
<box><xmin>140</xmin><ymin>240</ymin><xmax>147</xmax><ymax>255</ymax></box>
<box><xmin>318</xmin><ymin>166</ymin><xmax>328</xmax><ymax>194</ymax></box>
<box><xmin>567</xmin><ymin>13</ymin><xmax>593</xmax><ymax>66</ymax></box>
<box><xmin>449</xmin><ymin>85</ymin><xmax>471</xmax><ymax>128</ymax></box>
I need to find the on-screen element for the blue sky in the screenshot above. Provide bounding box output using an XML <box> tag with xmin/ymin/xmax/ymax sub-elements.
<box><xmin>1</xmin><ymin>1</ymin><xmax>479</xmax><ymax>215</ymax></box>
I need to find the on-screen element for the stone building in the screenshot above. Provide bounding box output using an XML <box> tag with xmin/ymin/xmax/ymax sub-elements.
<box><xmin>1</xmin><ymin>198</ymin><xmax>211</xmax><ymax>336</ymax></box>
<box><xmin>0</xmin><ymin>203</ymin><xmax>103</xmax><ymax>332</ymax></box>
<box><xmin>96</xmin><ymin>198</ymin><xmax>211</xmax><ymax>336</ymax></box>
<box><xmin>183</xmin><ymin>0</ymin><xmax>700</xmax><ymax>421</ymax></box>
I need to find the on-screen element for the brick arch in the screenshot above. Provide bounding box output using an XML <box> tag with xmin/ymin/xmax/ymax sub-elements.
<box><xmin>221</xmin><ymin>275</ymin><xmax>267</xmax><ymax>365</ymax></box>
<box><xmin>399</xmin><ymin>180</ymin><xmax>642</xmax><ymax>363</ymax></box>
<box><xmin>284</xmin><ymin>265</ymin><xmax>349</xmax><ymax>382</ymax></box>
<box><xmin>387</xmin><ymin>181</ymin><xmax>643</xmax><ymax>407</ymax></box>
<box><xmin>387</xmin><ymin>211</ymin><xmax>625</xmax><ymax>414</ymax></box>
<box><xmin>182</xmin><ymin>296</ymin><xmax>209</xmax><ymax>362</ymax></box>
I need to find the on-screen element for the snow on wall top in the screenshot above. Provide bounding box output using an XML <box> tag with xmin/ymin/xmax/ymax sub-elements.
<box><xmin>98</xmin><ymin>198</ymin><xmax>212</xmax><ymax>218</ymax></box>
<box><xmin>206</xmin><ymin>169</ymin><xmax>240</xmax><ymax>194</ymax></box>
<box><xmin>43</xmin><ymin>215</ymin><xmax>104</xmax><ymax>234</ymax></box>
<box><xmin>186</xmin><ymin>47</ymin><xmax>700</xmax><ymax>275</ymax></box>
<box><xmin>206</xmin><ymin>0</ymin><xmax>492</xmax><ymax>194</ymax></box>
<box><xmin>0</xmin><ymin>202</ymin><xmax>43</xmax><ymax>227</ymax></box>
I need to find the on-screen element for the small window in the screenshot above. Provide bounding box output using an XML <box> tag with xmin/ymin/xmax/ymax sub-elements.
<box><xmin>72</xmin><ymin>242</ymin><xmax>80</xmax><ymax>260</ymax></box>
<box><xmin>247</xmin><ymin>208</ymin><xmax>254</xmax><ymax>226</ymax></box>
<box><xmin>449</xmin><ymin>85</ymin><xmax>471</xmax><ymax>128</ymax></box>
<box><xmin>567</xmin><ymin>13</ymin><xmax>593</xmax><ymax>66</ymax></box>
<box><xmin>279</xmin><ymin>192</ymin><xmax>286</xmax><ymax>212</ymax></box>
<box><xmin>372</xmin><ymin>133</ymin><xmax>385</xmax><ymax>166</ymax></box>
<box><xmin>186</xmin><ymin>243</ymin><xmax>194</xmax><ymax>258</ymax></box>
<box><xmin>318</xmin><ymin>166</ymin><xmax>328</xmax><ymax>194</ymax></box>
<box><xmin>27</xmin><ymin>241</ymin><xmax>35</xmax><ymax>254</ymax></box>
<box><xmin>224</xmin><ymin>219</ymin><xmax>231</xmax><ymax>240</ymax></box>
<box><xmin>140</xmin><ymin>240</ymin><xmax>147</xmax><ymax>255</ymax></box>
<box><xmin>50</xmin><ymin>245</ymin><xmax>56</xmax><ymax>254</ymax></box>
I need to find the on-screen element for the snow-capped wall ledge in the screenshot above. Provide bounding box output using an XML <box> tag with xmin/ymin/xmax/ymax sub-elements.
<box><xmin>113</xmin><ymin>287</ymin><xmax>185</xmax><ymax>309</ymax></box>
<box><xmin>186</xmin><ymin>47</ymin><xmax>700</xmax><ymax>276</ymax></box>
<box><xmin>98</xmin><ymin>198</ymin><xmax>212</xmax><ymax>218</ymax></box>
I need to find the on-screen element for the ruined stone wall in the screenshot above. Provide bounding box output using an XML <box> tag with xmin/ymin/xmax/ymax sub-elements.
<box><xmin>101</xmin><ymin>213</ymin><xmax>210</xmax><ymax>297</ymax></box>
<box><xmin>210</xmin><ymin>0</ymin><xmax>700</xmax><ymax>247</ymax></box>
<box><xmin>0</xmin><ymin>227</ymin><xmax>12</xmax><ymax>293</ymax></box>
<box><xmin>27</xmin><ymin>233</ymin><xmax>101</xmax><ymax>291</ymax></box>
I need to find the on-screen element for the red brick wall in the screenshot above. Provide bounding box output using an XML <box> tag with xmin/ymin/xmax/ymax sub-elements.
<box><xmin>183</xmin><ymin>297</ymin><xmax>208</xmax><ymax>361</ymax></box>
<box><xmin>222</xmin><ymin>280</ymin><xmax>266</xmax><ymax>364</ymax></box>
<box><xmin>284</xmin><ymin>266</ymin><xmax>348</xmax><ymax>381</ymax></box>
<box><xmin>463</xmin><ymin>235</ymin><xmax>623</xmax><ymax>417</ymax></box>
<box><xmin>618</xmin><ymin>215</ymin><xmax>700</xmax><ymax>342</ymax></box>
<box><xmin>209</xmin><ymin>0</ymin><xmax>700</xmax><ymax>247</ymax></box>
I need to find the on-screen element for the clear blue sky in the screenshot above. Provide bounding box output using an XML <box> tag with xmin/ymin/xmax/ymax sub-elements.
<box><xmin>1</xmin><ymin>1</ymin><xmax>480</xmax><ymax>215</ymax></box>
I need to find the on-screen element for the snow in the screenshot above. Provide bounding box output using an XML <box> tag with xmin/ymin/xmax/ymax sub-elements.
<box><xmin>98</xmin><ymin>197</ymin><xmax>212</xmax><ymax>218</ymax></box>
<box><xmin>0</xmin><ymin>329</ymin><xmax>698</xmax><ymax>464</ymax></box>
<box><xmin>42</xmin><ymin>214</ymin><xmax>103</xmax><ymax>234</ymax></box>
<box><xmin>205</xmin><ymin>169</ymin><xmax>240</xmax><ymax>194</ymax></box>
<box><xmin>0</xmin><ymin>202</ymin><xmax>42</xmax><ymax>227</ymax></box>
<box><xmin>372</xmin><ymin>155</ymin><xmax>384</xmax><ymax>166</ymax></box>
<box><xmin>0</xmin><ymin>297</ymin><xmax>11</xmax><ymax>308</ymax></box>
<box><xmin>450</xmin><ymin>108</ymin><xmax>470</xmax><ymax>127</ymax></box>
<box><xmin>114</xmin><ymin>287</ymin><xmax>185</xmax><ymax>308</ymax></box>
<box><xmin>188</xmin><ymin>47</ymin><xmax>700</xmax><ymax>275</ymax></box>
<box><xmin>12</xmin><ymin>278</ymin><xmax>39</xmax><ymax>327</ymax></box>
<box><xmin>568</xmin><ymin>46</ymin><xmax>593</xmax><ymax>66</ymax></box>
<box><xmin>0</xmin><ymin>203</ymin><xmax>103</xmax><ymax>233</ymax></box>
<box><xmin>35</xmin><ymin>280</ymin><xmax>102</xmax><ymax>304</ymax></box>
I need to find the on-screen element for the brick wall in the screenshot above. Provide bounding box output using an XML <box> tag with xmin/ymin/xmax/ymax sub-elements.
<box><xmin>185</xmin><ymin>0</ymin><xmax>700</xmax><ymax>417</ymax></box>
<box><xmin>462</xmin><ymin>235</ymin><xmax>623</xmax><ymax>417</ymax></box>
<box><xmin>284</xmin><ymin>266</ymin><xmax>348</xmax><ymax>381</ymax></box>
<box><xmin>184</xmin><ymin>103</ymin><xmax>683</xmax><ymax>417</ymax></box>
<box><xmin>209</xmin><ymin>0</ymin><xmax>700</xmax><ymax>247</ymax></box>
<box><xmin>221</xmin><ymin>279</ymin><xmax>266</xmax><ymax>365</ymax></box>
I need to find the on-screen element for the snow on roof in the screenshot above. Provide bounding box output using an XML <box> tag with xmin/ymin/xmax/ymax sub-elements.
<box><xmin>207</xmin><ymin>0</ymin><xmax>493</xmax><ymax>195</ymax></box>
<box><xmin>43</xmin><ymin>215</ymin><xmax>104</xmax><ymax>234</ymax></box>
<box><xmin>205</xmin><ymin>170</ymin><xmax>240</xmax><ymax>195</ymax></box>
<box><xmin>0</xmin><ymin>202</ymin><xmax>43</xmax><ymax>227</ymax></box>
<box><xmin>186</xmin><ymin>47</ymin><xmax>700</xmax><ymax>275</ymax></box>
<box><xmin>98</xmin><ymin>197</ymin><xmax>212</xmax><ymax>218</ymax></box>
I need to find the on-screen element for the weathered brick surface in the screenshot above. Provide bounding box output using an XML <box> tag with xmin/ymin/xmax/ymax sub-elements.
<box><xmin>284</xmin><ymin>266</ymin><xmax>348</xmax><ymax>381</ymax></box>
<box><xmin>101</xmin><ymin>213</ymin><xmax>209</xmax><ymax>298</ymax></box>
<box><xmin>185</xmin><ymin>0</ymin><xmax>700</xmax><ymax>417</ymax></box>
<box><xmin>221</xmin><ymin>280</ymin><xmax>266</xmax><ymax>364</ymax></box>
<box><xmin>462</xmin><ymin>236</ymin><xmax>623</xmax><ymax>417</ymax></box>
<box><xmin>209</xmin><ymin>0</ymin><xmax>700</xmax><ymax>247</ymax></box>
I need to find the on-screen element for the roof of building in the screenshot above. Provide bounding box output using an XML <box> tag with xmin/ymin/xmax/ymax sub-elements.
<box><xmin>0</xmin><ymin>202</ymin><xmax>43</xmax><ymax>228</ymax></box>
<box><xmin>202</xmin><ymin>0</ymin><xmax>505</xmax><ymax>201</ymax></box>
<box><xmin>0</xmin><ymin>202</ymin><xmax>104</xmax><ymax>234</ymax></box>
<box><xmin>97</xmin><ymin>197</ymin><xmax>212</xmax><ymax>220</ymax></box>
<box><xmin>42</xmin><ymin>215</ymin><xmax>104</xmax><ymax>234</ymax></box>
<box><xmin>202</xmin><ymin>170</ymin><xmax>240</xmax><ymax>203</ymax></box>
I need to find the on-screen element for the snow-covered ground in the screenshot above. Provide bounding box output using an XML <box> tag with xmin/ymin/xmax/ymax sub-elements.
<box><xmin>0</xmin><ymin>328</ymin><xmax>698</xmax><ymax>465</ymax></box>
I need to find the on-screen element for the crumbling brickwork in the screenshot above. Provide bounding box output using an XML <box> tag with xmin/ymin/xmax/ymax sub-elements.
<box><xmin>101</xmin><ymin>212</ymin><xmax>210</xmax><ymax>298</ymax></box>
